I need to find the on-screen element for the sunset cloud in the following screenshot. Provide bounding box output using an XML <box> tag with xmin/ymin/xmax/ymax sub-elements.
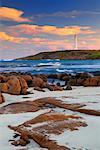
<box><xmin>0</xmin><ymin>32</ymin><xmax>27</xmax><ymax>43</ymax></box>
<box><xmin>10</xmin><ymin>24</ymin><xmax>95</xmax><ymax>36</ymax></box>
<box><xmin>0</xmin><ymin>31</ymin><xmax>49</xmax><ymax>44</ymax></box>
<box><xmin>0</xmin><ymin>7</ymin><xmax>30</xmax><ymax>22</ymax></box>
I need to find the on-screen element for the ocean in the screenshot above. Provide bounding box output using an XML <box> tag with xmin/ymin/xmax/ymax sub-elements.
<box><xmin>0</xmin><ymin>59</ymin><xmax>100</xmax><ymax>75</ymax></box>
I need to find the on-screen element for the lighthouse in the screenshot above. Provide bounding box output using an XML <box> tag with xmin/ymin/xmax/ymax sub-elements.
<box><xmin>74</xmin><ymin>34</ymin><xmax>78</xmax><ymax>50</ymax></box>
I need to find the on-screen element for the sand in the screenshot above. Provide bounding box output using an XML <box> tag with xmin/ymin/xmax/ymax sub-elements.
<box><xmin>0</xmin><ymin>86</ymin><xmax>100</xmax><ymax>150</ymax></box>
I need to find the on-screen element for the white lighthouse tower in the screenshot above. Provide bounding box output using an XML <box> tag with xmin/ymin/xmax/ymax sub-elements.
<box><xmin>74</xmin><ymin>34</ymin><xmax>78</xmax><ymax>50</ymax></box>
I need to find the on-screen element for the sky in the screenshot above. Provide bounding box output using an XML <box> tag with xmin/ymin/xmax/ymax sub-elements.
<box><xmin>0</xmin><ymin>0</ymin><xmax>100</xmax><ymax>59</ymax></box>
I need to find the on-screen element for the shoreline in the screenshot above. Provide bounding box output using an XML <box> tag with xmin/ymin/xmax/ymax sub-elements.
<box><xmin>0</xmin><ymin>86</ymin><xmax>100</xmax><ymax>150</ymax></box>
<box><xmin>0</xmin><ymin>71</ymin><xmax>100</xmax><ymax>150</ymax></box>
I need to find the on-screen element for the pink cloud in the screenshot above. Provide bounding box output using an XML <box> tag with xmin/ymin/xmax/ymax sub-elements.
<box><xmin>9</xmin><ymin>24</ymin><xmax>95</xmax><ymax>36</ymax></box>
<box><xmin>0</xmin><ymin>7</ymin><xmax>31</xmax><ymax>22</ymax></box>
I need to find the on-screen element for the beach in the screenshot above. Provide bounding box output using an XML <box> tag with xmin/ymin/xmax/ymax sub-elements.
<box><xmin>0</xmin><ymin>71</ymin><xmax>100</xmax><ymax>150</ymax></box>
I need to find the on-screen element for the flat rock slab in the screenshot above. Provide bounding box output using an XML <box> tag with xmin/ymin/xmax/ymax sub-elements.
<box><xmin>0</xmin><ymin>101</ymin><xmax>39</xmax><ymax>114</ymax></box>
<box><xmin>9</xmin><ymin>112</ymin><xmax>87</xmax><ymax>150</ymax></box>
<box><xmin>0</xmin><ymin>97</ymin><xmax>100</xmax><ymax>116</ymax></box>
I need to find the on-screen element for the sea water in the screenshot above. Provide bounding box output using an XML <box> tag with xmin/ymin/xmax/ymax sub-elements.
<box><xmin>0</xmin><ymin>59</ymin><xmax>100</xmax><ymax>75</ymax></box>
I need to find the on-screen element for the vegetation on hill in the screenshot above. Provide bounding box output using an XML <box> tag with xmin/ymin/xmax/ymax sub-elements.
<box><xmin>16</xmin><ymin>50</ymin><xmax>100</xmax><ymax>60</ymax></box>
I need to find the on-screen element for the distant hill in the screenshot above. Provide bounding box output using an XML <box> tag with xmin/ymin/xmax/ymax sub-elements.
<box><xmin>16</xmin><ymin>50</ymin><xmax>100</xmax><ymax>60</ymax></box>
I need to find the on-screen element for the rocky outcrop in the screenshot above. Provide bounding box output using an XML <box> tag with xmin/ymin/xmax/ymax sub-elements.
<box><xmin>0</xmin><ymin>76</ymin><xmax>28</xmax><ymax>95</ymax></box>
<box><xmin>62</xmin><ymin>73</ymin><xmax>100</xmax><ymax>86</ymax></box>
<box><xmin>0</xmin><ymin>72</ymin><xmax>99</xmax><ymax>96</ymax></box>
<box><xmin>83</xmin><ymin>76</ymin><xmax>100</xmax><ymax>86</ymax></box>
<box><xmin>47</xmin><ymin>72</ymin><xmax>100</xmax><ymax>87</ymax></box>
<box><xmin>75</xmin><ymin>73</ymin><xmax>92</xmax><ymax>79</ymax></box>
<box><xmin>30</xmin><ymin>76</ymin><xmax>62</xmax><ymax>91</ymax></box>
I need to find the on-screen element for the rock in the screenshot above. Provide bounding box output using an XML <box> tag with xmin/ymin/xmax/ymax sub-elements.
<box><xmin>75</xmin><ymin>72</ymin><xmax>92</xmax><ymax>79</ymax></box>
<box><xmin>19</xmin><ymin>75</ymin><xmax>32</xmax><ymax>86</ymax></box>
<box><xmin>31</xmin><ymin>77</ymin><xmax>45</xmax><ymax>88</ymax></box>
<box><xmin>0</xmin><ymin>92</ymin><xmax>5</xmax><ymax>104</ymax></box>
<box><xmin>50</xmin><ymin>85</ymin><xmax>63</xmax><ymax>91</ymax></box>
<box><xmin>35</xmin><ymin>74</ymin><xmax>48</xmax><ymax>82</ymax></box>
<box><xmin>65</xmin><ymin>80</ymin><xmax>69</xmax><ymax>86</ymax></box>
<box><xmin>83</xmin><ymin>77</ymin><xmax>100</xmax><ymax>86</ymax></box>
<box><xmin>69</xmin><ymin>79</ymin><xmax>77</xmax><ymax>86</ymax></box>
<box><xmin>64</xmin><ymin>85</ymin><xmax>72</xmax><ymax>90</ymax></box>
<box><xmin>47</xmin><ymin>74</ymin><xmax>71</xmax><ymax>82</ymax></box>
<box><xmin>47</xmin><ymin>74</ymin><xmax>58</xmax><ymax>79</ymax></box>
<box><xmin>0</xmin><ymin>101</ymin><xmax>39</xmax><ymax>114</ymax></box>
<box><xmin>0</xmin><ymin>76</ymin><xmax>28</xmax><ymax>95</ymax></box>
<box><xmin>34</xmin><ymin>87</ymin><xmax>45</xmax><ymax>92</ymax></box>
<box><xmin>76</xmin><ymin>78</ymin><xmax>85</xmax><ymax>86</ymax></box>
<box><xmin>69</xmin><ymin>78</ymin><xmax>85</xmax><ymax>86</ymax></box>
<box><xmin>45</xmin><ymin>83</ymin><xmax>54</xmax><ymax>91</ymax></box>
<box><xmin>0</xmin><ymin>83</ymin><xmax>8</xmax><ymax>93</ymax></box>
<box><xmin>18</xmin><ymin>77</ymin><xmax>28</xmax><ymax>94</ymax></box>
<box><xmin>0</xmin><ymin>75</ymin><xmax>6</xmax><ymax>83</ymax></box>
<box><xmin>61</xmin><ymin>75</ymin><xmax>70</xmax><ymax>81</ymax></box>
<box><xmin>19</xmin><ymin>139</ymin><xmax>29</xmax><ymax>146</ymax></box>
<box><xmin>6</xmin><ymin>76</ymin><xmax>21</xmax><ymax>95</ymax></box>
<box><xmin>56</xmin><ymin>74</ymin><xmax>63</xmax><ymax>80</ymax></box>
<box><xmin>68</xmin><ymin>73</ymin><xmax>93</xmax><ymax>86</ymax></box>
<box><xmin>9</xmin><ymin>110</ymin><xmax>87</xmax><ymax>150</ymax></box>
<box><xmin>11</xmin><ymin>140</ymin><xmax>20</xmax><ymax>146</ymax></box>
<box><xmin>44</xmin><ymin>83</ymin><xmax>62</xmax><ymax>91</ymax></box>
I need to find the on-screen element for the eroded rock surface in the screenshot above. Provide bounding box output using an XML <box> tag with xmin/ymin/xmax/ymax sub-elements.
<box><xmin>0</xmin><ymin>97</ymin><xmax>100</xmax><ymax>116</ymax></box>
<box><xmin>9</xmin><ymin>112</ymin><xmax>87</xmax><ymax>150</ymax></box>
